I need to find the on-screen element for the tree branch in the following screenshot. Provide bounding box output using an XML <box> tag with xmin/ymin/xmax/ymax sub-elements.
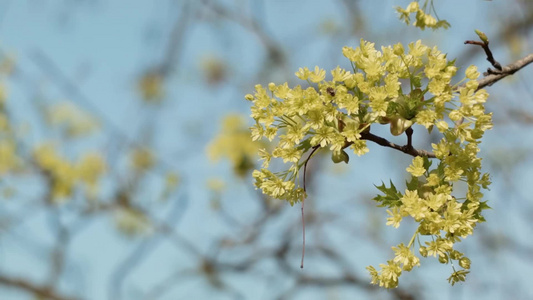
<box><xmin>464</xmin><ymin>40</ymin><xmax>502</xmax><ymax>71</ymax></box>
<box><xmin>342</xmin><ymin>53</ymin><xmax>533</xmax><ymax>160</ymax></box>
<box><xmin>359</xmin><ymin>132</ymin><xmax>436</xmax><ymax>158</ymax></box>
<box><xmin>476</xmin><ymin>53</ymin><xmax>533</xmax><ymax>90</ymax></box>
<box><xmin>0</xmin><ymin>275</ymin><xmax>78</xmax><ymax>300</ymax></box>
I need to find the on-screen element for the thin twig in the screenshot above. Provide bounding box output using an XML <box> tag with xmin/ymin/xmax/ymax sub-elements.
<box><xmin>303</xmin><ymin>146</ymin><xmax>320</xmax><ymax>193</ymax></box>
<box><xmin>465</xmin><ymin>40</ymin><xmax>502</xmax><ymax>70</ymax></box>
<box><xmin>300</xmin><ymin>145</ymin><xmax>320</xmax><ymax>269</ymax></box>
<box><xmin>300</xmin><ymin>198</ymin><xmax>306</xmax><ymax>269</ymax></box>
<box><xmin>405</xmin><ymin>127</ymin><xmax>414</xmax><ymax>149</ymax></box>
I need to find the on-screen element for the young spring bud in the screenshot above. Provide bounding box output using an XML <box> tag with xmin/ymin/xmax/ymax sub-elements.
<box><xmin>459</xmin><ymin>257</ymin><xmax>471</xmax><ymax>269</ymax></box>
<box><xmin>475</xmin><ymin>29</ymin><xmax>489</xmax><ymax>44</ymax></box>
<box><xmin>393</xmin><ymin>43</ymin><xmax>405</xmax><ymax>56</ymax></box>
<box><xmin>331</xmin><ymin>149</ymin><xmax>349</xmax><ymax>164</ymax></box>
<box><xmin>389</xmin><ymin>116</ymin><xmax>413</xmax><ymax>136</ymax></box>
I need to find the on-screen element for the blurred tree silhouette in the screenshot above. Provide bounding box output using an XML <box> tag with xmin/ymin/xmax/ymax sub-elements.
<box><xmin>0</xmin><ymin>1</ymin><xmax>532</xmax><ymax>300</ymax></box>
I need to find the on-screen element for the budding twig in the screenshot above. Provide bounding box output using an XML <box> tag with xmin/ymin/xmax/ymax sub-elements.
<box><xmin>464</xmin><ymin>40</ymin><xmax>502</xmax><ymax>72</ymax></box>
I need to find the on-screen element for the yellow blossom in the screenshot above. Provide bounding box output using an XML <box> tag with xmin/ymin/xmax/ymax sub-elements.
<box><xmin>406</xmin><ymin>156</ymin><xmax>426</xmax><ymax>177</ymax></box>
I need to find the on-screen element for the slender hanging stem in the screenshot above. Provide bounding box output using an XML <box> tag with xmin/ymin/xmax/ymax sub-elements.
<box><xmin>300</xmin><ymin>196</ymin><xmax>305</xmax><ymax>269</ymax></box>
<box><xmin>301</xmin><ymin>145</ymin><xmax>320</xmax><ymax>268</ymax></box>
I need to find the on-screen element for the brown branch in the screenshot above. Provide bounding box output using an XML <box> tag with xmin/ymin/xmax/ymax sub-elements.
<box><xmin>358</xmin><ymin>132</ymin><xmax>436</xmax><ymax>158</ymax></box>
<box><xmin>356</xmin><ymin>52</ymin><xmax>533</xmax><ymax>159</ymax></box>
<box><xmin>158</xmin><ymin>1</ymin><xmax>194</xmax><ymax>77</ymax></box>
<box><xmin>464</xmin><ymin>40</ymin><xmax>502</xmax><ymax>70</ymax></box>
<box><xmin>46</xmin><ymin>210</ymin><xmax>70</xmax><ymax>287</ymax></box>
<box><xmin>0</xmin><ymin>275</ymin><xmax>79</xmax><ymax>300</ymax></box>
<box><xmin>476</xmin><ymin>52</ymin><xmax>533</xmax><ymax>90</ymax></box>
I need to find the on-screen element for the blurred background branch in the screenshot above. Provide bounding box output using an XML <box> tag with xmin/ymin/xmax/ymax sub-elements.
<box><xmin>0</xmin><ymin>1</ymin><xmax>531</xmax><ymax>300</ymax></box>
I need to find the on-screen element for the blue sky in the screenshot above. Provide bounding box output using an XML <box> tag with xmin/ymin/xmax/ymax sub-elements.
<box><xmin>1</xmin><ymin>1</ymin><xmax>533</xmax><ymax>299</ymax></box>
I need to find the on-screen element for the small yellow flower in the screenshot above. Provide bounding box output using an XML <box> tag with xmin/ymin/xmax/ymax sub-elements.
<box><xmin>115</xmin><ymin>208</ymin><xmax>151</xmax><ymax>237</ymax></box>
<box><xmin>138</xmin><ymin>71</ymin><xmax>164</xmax><ymax>102</ymax></box>
<box><xmin>207</xmin><ymin>178</ymin><xmax>225</xmax><ymax>192</ymax></box>
<box><xmin>406</xmin><ymin>156</ymin><xmax>426</xmax><ymax>177</ymax></box>
<box><xmin>0</xmin><ymin>140</ymin><xmax>18</xmax><ymax>174</ymax></box>
<box><xmin>295</xmin><ymin>67</ymin><xmax>311</xmax><ymax>80</ymax></box>
<box><xmin>131</xmin><ymin>148</ymin><xmax>155</xmax><ymax>171</ymax></box>
<box><xmin>386</xmin><ymin>207</ymin><xmax>403</xmax><ymax>228</ymax></box>
<box><xmin>47</xmin><ymin>102</ymin><xmax>100</xmax><ymax>138</ymax></box>
<box><xmin>465</xmin><ymin>65</ymin><xmax>480</xmax><ymax>80</ymax></box>
<box><xmin>308</xmin><ymin>66</ymin><xmax>326</xmax><ymax>83</ymax></box>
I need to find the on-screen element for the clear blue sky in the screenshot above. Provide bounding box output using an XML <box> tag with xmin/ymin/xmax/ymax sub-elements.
<box><xmin>0</xmin><ymin>1</ymin><xmax>532</xmax><ymax>299</ymax></box>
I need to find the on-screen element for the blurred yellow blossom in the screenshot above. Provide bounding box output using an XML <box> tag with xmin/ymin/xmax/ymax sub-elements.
<box><xmin>76</xmin><ymin>152</ymin><xmax>106</xmax><ymax>197</ymax></box>
<box><xmin>0</xmin><ymin>84</ymin><xmax>6</xmax><ymax>106</ymax></box>
<box><xmin>130</xmin><ymin>147</ymin><xmax>155</xmax><ymax>172</ymax></box>
<box><xmin>0</xmin><ymin>140</ymin><xmax>19</xmax><ymax>174</ymax></box>
<box><xmin>138</xmin><ymin>71</ymin><xmax>164</xmax><ymax>102</ymax></box>
<box><xmin>207</xmin><ymin>178</ymin><xmax>225</xmax><ymax>193</ymax></box>
<box><xmin>33</xmin><ymin>144</ymin><xmax>77</xmax><ymax>202</ymax></box>
<box><xmin>47</xmin><ymin>101</ymin><xmax>100</xmax><ymax>138</ymax></box>
<box><xmin>0</xmin><ymin>54</ymin><xmax>15</xmax><ymax>76</ymax></box>
<box><xmin>165</xmin><ymin>172</ymin><xmax>180</xmax><ymax>190</ymax></box>
<box><xmin>200</xmin><ymin>55</ymin><xmax>227</xmax><ymax>86</ymax></box>
<box><xmin>159</xmin><ymin>172</ymin><xmax>180</xmax><ymax>201</ymax></box>
<box><xmin>207</xmin><ymin>114</ymin><xmax>264</xmax><ymax>177</ymax></box>
<box><xmin>114</xmin><ymin>207</ymin><xmax>151</xmax><ymax>237</ymax></box>
<box><xmin>33</xmin><ymin>143</ymin><xmax>106</xmax><ymax>202</ymax></box>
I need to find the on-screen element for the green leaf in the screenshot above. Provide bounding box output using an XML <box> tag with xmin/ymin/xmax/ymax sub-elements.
<box><xmin>297</xmin><ymin>137</ymin><xmax>312</xmax><ymax>151</ymax></box>
<box><xmin>422</xmin><ymin>156</ymin><xmax>432</xmax><ymax>170</ymax></box>
<box><xmin>479</xmin><ymin>200</ymin><xmax>491</xmax><ymax>210</ymax></box>
<box><xmin>373</xmin><ymin>180</ymin><xmax>403</xmax><ymax>207</ymax></box>
<box><xmin>436</xmin><ymin>161</ymin><xmax>446</xmax><ymax>177</ymax></box>
<box><xmin>406</xmin><ymin>176</ymin><xmax>420</xmax><ymax>191</ymax></box>
<box><xmin>411</xmin><ymin>75</ymin><xmax>422</xmax><ymax>88</ymax></box>
<box><xmin>447</xmin><ymin>58</ymin><xmax>457</xmax><ymax>67</ymax></box>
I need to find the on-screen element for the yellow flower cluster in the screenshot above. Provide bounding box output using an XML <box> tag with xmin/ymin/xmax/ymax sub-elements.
<box><xmin>0</xmin><ymin>67</ymin><xmax>20</xmax><ymax>175</ymax></box>
<box><xmin>138</xmin><ymin>71</ymin><xmax>165</xmax><ymax>103</ymax></box>
<box><xmin>130</xmin><ymin>147</ymin><xmax>155</xmax><ymax>172</ymax></box>
<box><xmin>396</xmin><ymin>1</ymin><xmax>450</xmax><ymax>30</ymax></box>
<box><xmin>246</xmin><ymin>39</ymin><xmax>492</xmax><ymax>287</ymax></box>
<box><xmin>114</xmin><ymin>207</ymin><xmax>151</xmax><ymax>237</ymax></box>
<box><xmin>46</xmin><ymin>101</ymin><xmax>100</xmax><ymax>138</ymax></box>
<box><xmin>33</xmin><ymin>144</ymin><xmax>106</xmax><ymax>202</ymax></box>
<box><xmin>0</xmin><ymin>139</ymin><xmax>19</xmax><ymax>175</ymax></box>
<box><xmin>208</xmin><ymin>114</ymin><xmax>265</xmax><ymax>177</ymax></box>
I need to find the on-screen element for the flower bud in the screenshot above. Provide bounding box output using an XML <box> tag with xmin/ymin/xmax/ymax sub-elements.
<box><xmin>438</xmin><ymin>254</ymin><xmax>449</xmax><ymax>264</ymax></box>
<box><xmin>406</xmin><ymin>1</ymin><xmax>419</xmax><ymax>12</ymax></box>
<box><xmin>331</xmin><ymin>149</ymin><xmax>349</xmax><ymax>164</ymax></box>
<box><xmin>393</xmin><ymin>43</ymin><xmax>405</xmax><ymax>56</ymax></box>
<box><xmin>475</xmin><ymin>29</ymin><xmax>489</xmax><ymax>44</ymax></box>
<box><xmin>389</xmin><ymin>117</ymin><xmax>413</xmax><ymax>136</ymax></box>
<box><xmin>459</xmin><ymin>257</ymin><xmax>471</xmax><ymax>269</ymax></box>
